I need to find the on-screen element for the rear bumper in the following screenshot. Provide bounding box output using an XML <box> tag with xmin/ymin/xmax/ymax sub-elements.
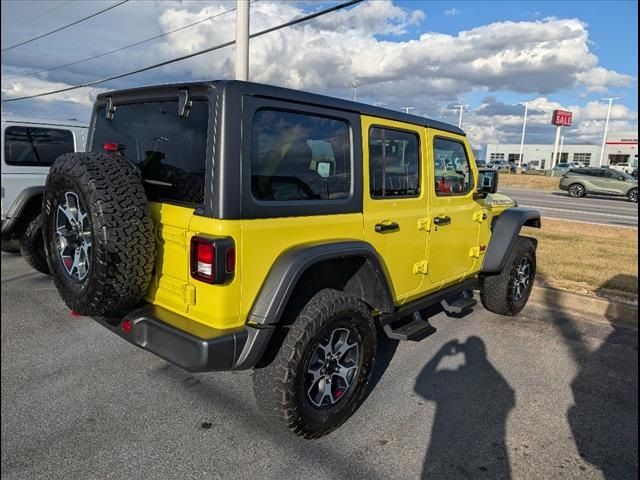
<box><xmin>94</xmin><ymin>304</ymin><xmax>274</xmax><ymax>372</ymax></box>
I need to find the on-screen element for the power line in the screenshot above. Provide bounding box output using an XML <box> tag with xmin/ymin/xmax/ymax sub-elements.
<box><xmin>1</xmin><ymin>0</ymin><xmax>130</xmax><ymax>52</ymax></box>
<box><xmin>3</xmin><ymin>3</ymin><xmax>244</xmax><ymax>81</ymax></box>
<box><xmin>10</xmin><ymin>0</ymin><xmax>75</xmax><ymax>30</ymax></box>
<box><xmin>2</xmin><ymin>0</ymin><xmax>363</xmax><ymax>103</ymax></box>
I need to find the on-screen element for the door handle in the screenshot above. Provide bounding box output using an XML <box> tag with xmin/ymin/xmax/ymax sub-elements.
<box><xmin>433</xmin><ymin>215</ymin><xmax>451</xmax><ymax>226</ymax></box>
<box><xmin>375</xmin><ymin>221</ymin><xmax>400</xmax><ymax>233</ymax></box>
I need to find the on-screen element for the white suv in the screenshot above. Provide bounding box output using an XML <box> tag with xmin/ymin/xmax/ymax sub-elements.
<box><xmin>610</xmin><ymin>163</ymin><xmax>633</xmax><ymax>174</ymax></box>
<box><xmin>1</xmin><ymin>116</ymin><xmax>88</xmax><ymax>272</ymax></box>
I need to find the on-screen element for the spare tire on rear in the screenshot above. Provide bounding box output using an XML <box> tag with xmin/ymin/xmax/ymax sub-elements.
<box><xmin>43</xmin><ymin>152</ymin><xmax>155</xmax><ymax>317</ymax></box>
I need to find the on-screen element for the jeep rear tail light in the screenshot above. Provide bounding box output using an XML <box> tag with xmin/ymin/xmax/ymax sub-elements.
<box><xmin>190</xmin><ymin>236</ymin><xmax>235</xmax><ymax>284</ymax></box>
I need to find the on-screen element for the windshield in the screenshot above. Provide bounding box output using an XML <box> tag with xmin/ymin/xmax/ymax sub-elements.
<box><xmin>92</xmin><ymin>100</ymin><xmax>209</xmax><ymax>206</ymax></box>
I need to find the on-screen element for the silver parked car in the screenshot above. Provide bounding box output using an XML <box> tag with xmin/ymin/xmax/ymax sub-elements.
<box><xmin>559</xmin><ymin>168</ymin><xmax>638</xmax><ymax>202</ymax></box>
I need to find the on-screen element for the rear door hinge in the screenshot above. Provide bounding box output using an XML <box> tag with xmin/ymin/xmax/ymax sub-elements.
<box><xmin>413</xmin><ymin>260</ymin><xmax>428</xmax><ymax>275</ymax></box>
<box><xmin>184</xmin><ymin>285</ymin><xmax>196</xmax><ymax>305</ymax></box>
<box><xmin>469</xmin><ymin>246</ymin><xmax>481</xmax><ymax>258</ymax></box>
<box><xmin>417</xmin><ymin>217</ymin><xmax>431</xmax><ymax>231</ymax></box>
<box><xmin>473</xmin><ymin>210</ymin><xmax>488</xmax><ymax>223</ymax></box>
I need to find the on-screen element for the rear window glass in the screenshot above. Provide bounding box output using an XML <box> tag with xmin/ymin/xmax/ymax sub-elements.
<box><xmin>4</xmin><ymin>126</ymin><xmax>74</xmax><ymax>166</ymax></box>
<box><xmin>92</xmin><ymin>100</ymin><xmax>209</xmax><ymax>206</ymax></box>
<box><xmin>251</xmin><ymin>109</ymin><xmax>351</xmax><ymax>202</ymax></box>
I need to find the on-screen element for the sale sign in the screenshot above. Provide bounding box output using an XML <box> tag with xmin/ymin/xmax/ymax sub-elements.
<box><xmin>552</xmin><ymin>110</ymin><xmax>572</xmax><ymax>126</ymax></box>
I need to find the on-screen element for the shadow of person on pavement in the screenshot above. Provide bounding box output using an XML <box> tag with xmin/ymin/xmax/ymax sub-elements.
<box><xmin>544</xmin><ymin>277</ymin><xmax>638</xmax><ymax>480</ymax></box>
<box><xmin>415</xmin><ymin>336</ymin><xmax>515</xmax><ymax>479</ymax></box>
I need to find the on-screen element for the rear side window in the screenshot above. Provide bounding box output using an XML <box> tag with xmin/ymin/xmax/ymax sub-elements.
<box><xmin>251</xmin><ymin>110</ymin><xmax>351</xmax><ymax>201</ymax></box>
<box><xmin>92</xmin><ymin>100</ymin><xmax>209</xmax><ymax>206</ymax></box>
<box><xmin>369</xmin><ymin>127</ymin><xmax>420</xmax><ymax>198</ymax></box>
<box><xmin>4</xmin><ymin>126</ymin><xmax>74</xmax><ymax>166</ymax></box>
<box><xmin>433</xmin><ymin>137</ymin><xmax>474</xmax><ymax>196</ymax></box>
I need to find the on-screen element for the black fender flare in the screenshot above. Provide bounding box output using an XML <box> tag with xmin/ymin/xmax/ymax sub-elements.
<box><xmin>481</xmin><ymin>208</ymin><xmax>541</xmax><ymax>274</ymax></box>
<box><xmin>247</xmin><ymin>240</ymin><xmax>395</xmax><ymax>326</ymax></box>
<box><xmin>1</xmin><ymin>186</ymin><xmax>44</xmax><ymax>239</ymax></box>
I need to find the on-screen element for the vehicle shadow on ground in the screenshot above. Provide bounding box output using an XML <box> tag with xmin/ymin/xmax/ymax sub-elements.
<box><xmin>414</xmin><ymin>335</ymin><xmax>515</xmax><ymax>479</ymax></box>
<box><xmin>543</xmin><ymin>278</ymin><xmax>639</xmax><ymax>480</ymax></box>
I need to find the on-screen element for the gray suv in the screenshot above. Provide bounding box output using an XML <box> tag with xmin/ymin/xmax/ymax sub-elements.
<box><xmin>559</xmin><ymin>168</ymin><xmax>638</xmax><ymax>202</ymax></box>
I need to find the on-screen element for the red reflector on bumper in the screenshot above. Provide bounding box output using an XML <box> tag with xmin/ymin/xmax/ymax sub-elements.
<box><xmin>121</xmin><ymin>319</ymin><xmax>132</xmax><ymax>334</ymax></box>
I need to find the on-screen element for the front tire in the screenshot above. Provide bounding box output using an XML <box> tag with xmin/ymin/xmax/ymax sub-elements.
<box><xmin>628</xmin><ymin>188</ymin><xmax>638</xmax><ymax>203</ymax></box>
<box><xmin>19</xmin><ymin>214</ymin><xmax>50</xmax><ymax>274</ymax></box>
<box><xmin>253</xmin><ymin>289</ymin><xmax>376</xmax><ymax>439</ymax></box>
<box><xmin>480</xmin><ymin>236</ymin><xmax>536</xmax><ymax>316</ymax></box>
<box><xmin>568</xmin><ymin>183</ymin><xmax>586</xmax><ymax>198</ymax></box>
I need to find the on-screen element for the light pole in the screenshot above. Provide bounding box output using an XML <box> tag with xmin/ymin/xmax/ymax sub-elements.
<box><xmin>599</xmin><ymin>97</ymin><xmax>621</xmax><ymax>167</ymax></box>
<box><xmin>235</xmin><ymin>0</ymin><xmax>250</xmax><ymax>81</ymax></box>
<box><xmin>352</xmin><ymin>81</ymin><xmax>358</xmax><ymax>101</ymax></box>
<box><xmin>453</xmin><ymin>104</ymin><xmax>469</xmax><ymax>128</ymax></box>
<box><xmin>518</xmin><ymin>102</ymin><xmax>529</xmax><ymax>169</ymax></box>
<box><xmin>402</xmin><ymin>107</ymin><xmax>415</xmax><ymax>114</ymax></box>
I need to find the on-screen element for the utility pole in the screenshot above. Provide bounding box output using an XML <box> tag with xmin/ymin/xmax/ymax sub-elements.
<box><xmin>518</xmin><ymin>102</ymin><xmax>529</xmax><ymax>170</ymax></box>
<box><xmin>599</xmin><ymin>97</ymin><xmax>621</xmax><ymax>167</ymax></box>
<box><xmin>235</xmin><ymin>0</ymin><xmax>250</xmax><ymax>81</ymax></box>
<box><xmin>453</xmin><ymin>104</ymin><xmax>469</xmax><ymax>128</ymax></box>
<box><xmin>551</xmin><ymin>125</ymin><xmax>562</xmax><ymax>168</ymax></box>
<box><xmin>402</xmin><ymin>107</ymin><xmax>415</xmax><ymax>114</ymax></box>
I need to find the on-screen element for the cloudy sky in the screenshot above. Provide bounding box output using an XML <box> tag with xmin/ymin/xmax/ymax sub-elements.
<box><xmin>1</xmin><ymin>0</ymin><xmax>637</xmax><ymax>152</ymax></box>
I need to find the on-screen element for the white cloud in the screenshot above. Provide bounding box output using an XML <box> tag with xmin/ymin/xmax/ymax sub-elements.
<box><xmin>575</xmin><ymin>67</ymin><xmax>634</xmax><ymax>93</ymax></box>
<box><xmin>444</xmin><ymin>8</ymin><xmax>462</xmax><ymax>16</ymax></box>
<box><xmin>1</xmin><ymin>1</ymin><xmax>636</xmax><ymax>146</ymax></box>
<box><xmin>0</xmin><ymin>75</ymin><xmax>105</xmax><ymax>106</ymax></box>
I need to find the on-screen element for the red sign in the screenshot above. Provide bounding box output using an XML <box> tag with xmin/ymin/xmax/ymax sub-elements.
<box><xmin>552</xmin><ymin>110</ymin><xmax>572</xmax><ymax>126</ymax></box>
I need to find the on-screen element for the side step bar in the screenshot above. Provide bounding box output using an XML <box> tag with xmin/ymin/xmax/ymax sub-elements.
<box><xmin>379</xmin><ymin>278</ymin><xmax>478</xmax><ymax>342</ymax></box>
<box><xmin>383</xmin><ymin>311</ymin><xmax>437</xmax><ymax>341</ymax></box>
<box><xmin>441</xmin><ymin>289</ymin><xmax>477</xmax><ymax>315</ymax></box>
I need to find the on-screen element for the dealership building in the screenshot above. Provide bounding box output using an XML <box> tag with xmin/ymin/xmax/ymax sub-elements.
<box><xmin>485</xmin><ymin>132</ymin><xmax>638</xmax><ymax>170</ymax></box>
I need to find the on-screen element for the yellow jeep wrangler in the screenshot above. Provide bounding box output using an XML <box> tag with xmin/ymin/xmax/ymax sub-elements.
<box><xmin>42</xmin><ymin>81</ymin><xmax>540</xmax><ymax>438</ymax></box>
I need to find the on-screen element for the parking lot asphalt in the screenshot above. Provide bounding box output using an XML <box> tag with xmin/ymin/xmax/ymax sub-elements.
<box><xmin>500</xmin><ymin>187</ymin><xmax>638</xmax><ymax>228</ymax></box>
<box><xmin>1</xmin><ymin>252</ymin><xmax>638</xmax><ymax>480</ymax></box>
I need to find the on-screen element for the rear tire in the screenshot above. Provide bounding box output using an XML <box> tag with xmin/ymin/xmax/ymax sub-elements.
<box><xmin>19</xmin><ymin>215</ymin><xmax>50</xmax><ymax>274</ymax></box>
<box><xmin>253</xmin><ymin>289</ymin><xmax>376</xmax><ymax>439</ymax></box>
<box><xmin>480</xmin><ymin>236</ymin><xmax>536</xmax><ymax>316</ymax></box>
<box><xmin>568</xmin><ymin>183</ymin><xmax>586</xmax><ymax>198</ymax></box>
<box><xmin>43</xmin><ymin>153</ymin><xmax>155</xmax><ymax>317</ymax></box>
<box><xmin>628</xmin><ymin>188</ymin><xmax>638</xmax><ymax>203</ymax></box>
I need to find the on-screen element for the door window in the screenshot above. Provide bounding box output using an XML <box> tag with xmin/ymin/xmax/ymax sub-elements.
<box><xmin>4</xmin><ymin>126</ymin><xmax>74</xmax><ymax>166</ymax></box>
<box><xmin>433</xmin><ymin>138</ymin><xmax>474</xmax><ymax>196</ymax></box>
<box><xmin>368</xmin><ymin>127</ymin><xmax>420</xmax><ymax>198</ymax></box>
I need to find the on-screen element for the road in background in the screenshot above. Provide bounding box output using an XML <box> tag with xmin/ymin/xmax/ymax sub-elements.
<box><xmin>2</xmin><ymin>253</ymin><xmax>637</xmax><ymax>480</ymax></box>
<box><xmin>500</xmin><ymin>187</ymin><xmax>638</xmax><ymax>228</ymax></box>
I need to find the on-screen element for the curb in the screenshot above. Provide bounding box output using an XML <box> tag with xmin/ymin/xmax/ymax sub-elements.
<box><xmin>528</xmin><ymin>286</ymin><xmax>638</xmax><ymax>329</ymax></box>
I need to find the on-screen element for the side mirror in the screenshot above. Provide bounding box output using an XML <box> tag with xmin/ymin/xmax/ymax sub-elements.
<box><xmin>476</xmin><ymin>168</ymin><xmax>499</xmax><ymax>195</ymax></box>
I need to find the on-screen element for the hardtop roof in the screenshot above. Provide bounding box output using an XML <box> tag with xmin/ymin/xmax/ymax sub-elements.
<box><xmin>95</xmin><ymin>80</ymin><xmax>466</xmax><ymax>137</ymax></box>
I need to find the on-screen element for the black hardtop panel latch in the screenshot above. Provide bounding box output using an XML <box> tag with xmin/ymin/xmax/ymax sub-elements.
<box><xmin>178</xmin><ymin>89</ymin><xmax>192</xmax><ymax>119</ymax></box>
<box><xmin>105</xmin><ymin>96</ymin><xmax>116</xmax><ymax>120</ymax></box>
